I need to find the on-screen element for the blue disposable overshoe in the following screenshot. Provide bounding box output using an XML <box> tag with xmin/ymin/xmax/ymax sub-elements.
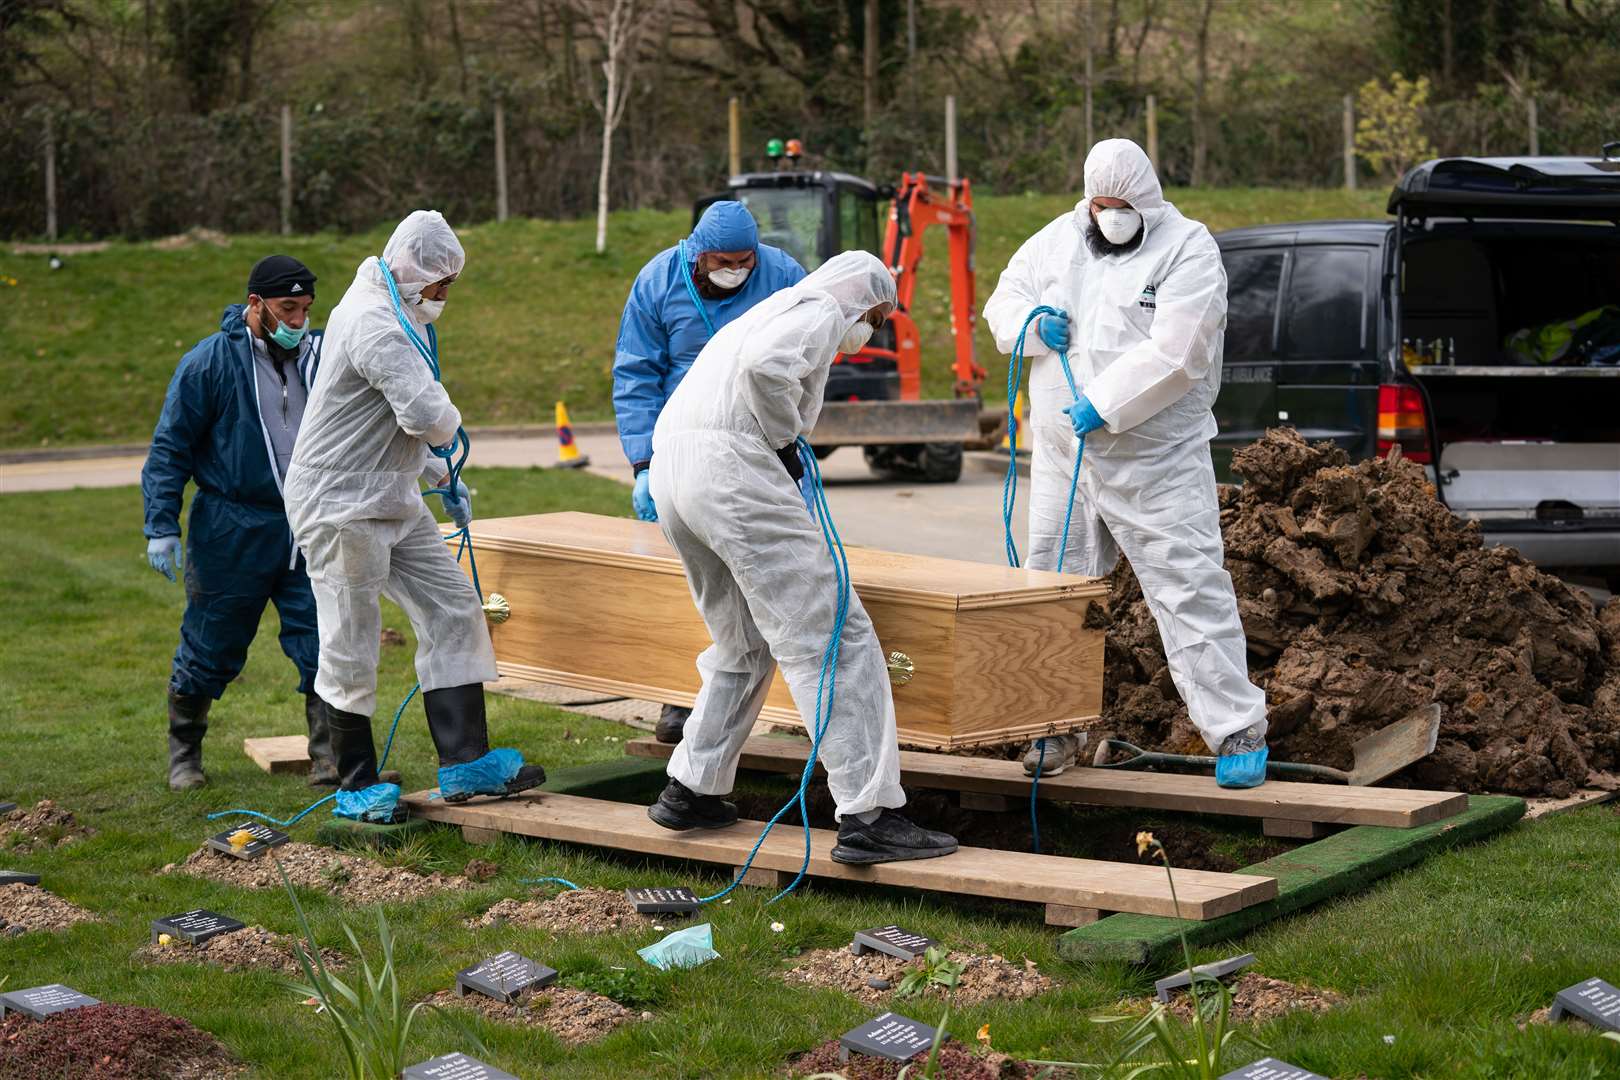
<box><xmin>1216</xmin><ymin>747</ymin><xmax>1269</xmax><ymax>789</ymax></box>
<box><xmin>438</xmin><ymin>748</ymin><xmax>525</xmax><ymax>798</ymax></box>
<box><xmin>637</xmin><ymin>923</ymin><xmax>719</xmax><ymax>971</ymax></box>
<box><xmin>333</xmin><ymin>782</ymin><xmax>402</xmax><ymax>822</ymax></box>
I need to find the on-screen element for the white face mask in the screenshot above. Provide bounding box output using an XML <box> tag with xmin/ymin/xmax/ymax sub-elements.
<box><xmin>1095</xmin><ymin>206</ymin><xmax>1142</xmax><ymax>245</ymax></box>
<box><xmin>416</xmin><ymin>298</ymin><xmax>446</xmax><ymax>324</ymax></box>
<box><xmin>838</xmin><ymin>321</ymin><xmax>875</xmax><ymax>355</ymax></box>
<box><xmin>706</xmin><ymin>266</ymin><xmax>751</xmax><ymax>290</ymax></box>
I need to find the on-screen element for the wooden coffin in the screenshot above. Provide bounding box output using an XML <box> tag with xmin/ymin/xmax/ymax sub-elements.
<box><xmin>455</xmin><ymin>512</ymin><xmax>1106</xmax><ymax>750</ymax></box>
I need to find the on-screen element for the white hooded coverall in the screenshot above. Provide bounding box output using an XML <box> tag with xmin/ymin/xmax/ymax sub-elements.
<box><xmin>651</xmin><ymin>251</ymin><xmax>906</xmax><ymax>819</ymax></box>
<box><xmin>984</xmin><ymin>139</ymin><xmax>1266</xmax><ymax>751</ymax></box>
<box><xmin>284</xmin><ymin>210</ymin><xmax>496</xmax><ymax>718</ymax></box>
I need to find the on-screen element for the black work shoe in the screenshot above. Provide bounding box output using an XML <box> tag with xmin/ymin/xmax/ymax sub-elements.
<box><xmin>647</xmin><ymin>779</ymin><xmax>738</xmax><ymax>831</ymax></box>
<box><xmin>655</xmin><ymin>705</ymin><xmax>690</xmax><ymax>745</ymax></box>
<box><xmin>831</xmin><ymin>810</ymin><xmax>958</xmax><ymax>865</ymax></box>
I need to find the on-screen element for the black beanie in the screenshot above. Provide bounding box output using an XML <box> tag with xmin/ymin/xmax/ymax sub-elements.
<box><xmin>247</xmin><ymin>254</ymin><xmax>316</xmax><ymax>300</ymax></box>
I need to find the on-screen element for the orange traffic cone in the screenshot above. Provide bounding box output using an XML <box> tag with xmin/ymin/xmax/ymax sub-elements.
<box><xmin>1002</xmin><ymin>390</ymin><xmax>1028</xmax><ymax>451</ymax></box>
<box><xmin>555</xmin><ymin>401</ymin><xmax>590</xmax><ymax>469</ymax></box>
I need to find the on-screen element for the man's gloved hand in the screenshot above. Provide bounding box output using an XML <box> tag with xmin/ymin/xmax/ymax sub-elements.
<box><xmin>1063</xmin><ymin>395</ymin><xmax>1106</xmax><ymax>439</ymax></box>
<box><xmin>1038</xmin><ymin>310</ymin><xmax>1070</xmax><ymax>353</ymax></box>
<box><xmin>440</xmin><ymin>479</ymin><xmax>473</xmax><ymax>530</ymax></box>
<box><xmin>798</xmin><ymin>470</ymin><xmax>817</xmax><ymax>514</ymax></box>
<box><xmin>146</xmin><ymin>536</ymin><xmax>182</xmax><ymax>583</ymax></box>
<box><xmin>632</xmin><ymin>469</ymin><xmax>658</xmax><ymax>522</ymax></box>
<box><xmin>776</xmin><ymin>444</ymin><xmax>805</xmax><ymax>484</ymax></box>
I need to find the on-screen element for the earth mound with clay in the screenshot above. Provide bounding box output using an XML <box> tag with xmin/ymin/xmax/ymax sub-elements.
<box><xmin>468</xmin><ymin>887</ymin><xmax>658</xmax><ymax>934</ymax></box>
<box><xmin>782</xmin><ymin>947</ymin><xmax>1054</xmax><ymax>1005</ymax></box>
<box><xmin>1161</xmin><ymin>972</ymin><xmax>1344</xmax><ymax>1025</ymax></box>
<box><xmin>1094</xmin><ymin>429</ymin><xmax>1620</xmax><ymax>798</ymax></box>
<box><xmin>790</xmin><ymin>1038</ymin><xmax>1042</xmax><ymax>1079</ymax></box>
<box><xmin>0</xmin><ymin>882</ymin><xmax>97</xmax><ymax>934</ymax></box>
<box><xmin>137</xmin><ymin>924</ymin><xmax>344</xmax><ymax>975</ymax></box>
<box><xmin>0</xmin><ymin>1003</ymin><xmax>239</xmax><ymax>1079</ymax></box>
<box><xmin>425</xmin><ymin>986</ymin><xmax>637</xmax><ymax>1044</ymax></box>
<box><xmin>162</xmin><ymin>842</ymin><xmax>470</xmax><ymax>904</ymax></box>
<box><xmin>2</xmin><ymin>799</ymin><xmax>94</xmax><ymax>852</ymax></box>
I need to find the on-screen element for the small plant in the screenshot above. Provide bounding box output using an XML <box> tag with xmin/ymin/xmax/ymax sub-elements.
<box><xmin>563</xmin><ymin>966</ymin><xmax>667</xmax><ymax>1008</ymax></box>
<box><xmin>321</xmin><ymin>860</ymin><xmax>353</xmax><ymax>888</ymax></box>
<box><xmin>377</xmin><ymin>835</ymin><xmax>444</xmax><ymax>875</ymax></box>
<box><xmin>895</xmin><ymin>946</ymin><xmax>964</xmax><ymax>999</ymax></box>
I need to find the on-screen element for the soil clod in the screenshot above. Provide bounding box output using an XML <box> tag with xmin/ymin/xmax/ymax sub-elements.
<box><xmin>163</xmin><ymin>842</ymin><xmax>470</xmax><ymax>904</ymax></box>
<box><xmin>0</xmin><ymin>882</ymin><xmax>96</xmax><ymax>933</ymax></box>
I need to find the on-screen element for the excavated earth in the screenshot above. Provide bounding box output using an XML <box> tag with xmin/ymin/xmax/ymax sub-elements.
<box><xmin>1090</xmin><ymin>429</ymin><xmax>1620</xmax><ymax>798</ymax></box>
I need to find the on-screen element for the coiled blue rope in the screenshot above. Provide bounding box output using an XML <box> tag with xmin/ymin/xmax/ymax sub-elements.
<box><xmin>698</xmin><ymin>435</ymin><xmax>850</xmax><ymax>907</ymax></box>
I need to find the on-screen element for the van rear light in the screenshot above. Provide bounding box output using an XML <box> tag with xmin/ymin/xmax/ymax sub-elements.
<box><xmin>1376</xmin><ymin>384</ymin><xmax>1431</xmax><ymax>463</ymax></box>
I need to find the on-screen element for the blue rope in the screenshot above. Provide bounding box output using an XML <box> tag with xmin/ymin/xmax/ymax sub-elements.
<box><xmin>1029</xmin><ymin>739</ymin><xmax>1046</xmax><ymax>854</ymax></box>
<box><xmin>519</xmin><ymin>876</ymin><xmax>581</xmax><ymax>891</ymax></box>
<box><xmin>209</xmin><ymin>258</ymin><xmax>483</xmax><ymax>829</ymax></box>
<box><xmin>676</xmin><ymin>240</ymin><xmax>718</xmax><ymax>338</ymax></box>
<box><xmin>698</xmin><ymin>436</ymin><xmax>850</xmax><ymax>907</ymax></box>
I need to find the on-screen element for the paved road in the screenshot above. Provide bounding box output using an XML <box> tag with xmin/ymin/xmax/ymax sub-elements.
<box><xmin>2</xmin><ymin>431</ymin><xmax>1027</xmax><ymax>567</ymax></box>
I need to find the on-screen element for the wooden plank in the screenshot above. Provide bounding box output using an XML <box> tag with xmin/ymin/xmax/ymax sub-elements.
<box><xmin>1046</xmin><ymin>904</ymin><xmax>1103</xmax><ymax>928</ymax></box>
<box><xmin>243</xmin><ymin>735</ymin><xmax>310</xmax><ymax>775</ymax></box>
<box><xmin>624</xmin><ymin>736</ymin><xmax>1469</xmax><ymax>828</ymax></box>
<box><xmin>1263</xmin><ymin>818</ymin><xmax>1333</xmax><ymax>840</ymax></box>
<box><xmin>401</xmin><ymin>790</ymin><xmax>1277</xmax><ymax>921</ymax></box>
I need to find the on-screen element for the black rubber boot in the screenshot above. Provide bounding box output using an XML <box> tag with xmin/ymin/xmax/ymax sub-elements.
<box><xmin>647</xmin><ymin>778</ymin><xmax>738</xmax><ymax>831</ymax></box>
<box><xmin>167</xmin><ymin>690</ymin><xmax>211</xmax><ymax>791</ymax></box>
<box><xmin>325</xmin><ymin>698</ymin><xmax>406</xmax><ymax>824</ymax></box>
<box><xmin>423</xmin><ymin>683</ymin><xmax>545</xmax><ymax>803</ymax></box>
<box><xmin>831</xmin><ymin>809</ymin><xmax>958</xmax><ymax>865</ymax></box>
<box><xmin>654</xmin><ymin>704</ymin><xmax>690</xmax><ymax>745</ymax></box>
<box><xmin>305</xmin><ymin>693</ymin><xmax>339</xmax><ymax>787</ymax></box>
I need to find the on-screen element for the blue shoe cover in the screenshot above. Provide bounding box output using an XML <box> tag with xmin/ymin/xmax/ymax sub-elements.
<box><xmin>1216</xmin><ymin>747</ymin><xmax>1269</xmax><ymax>789</ymax></box>
<box><xmin>334</xmin><ymin>782</ymin><xmax>402</xmax><ymax>822</ymax></box>
<box><xmin>438</xmin><ymin>748</ymin><xmax>525</xmax><ymax>798</ymax></box>
<box><xmin>638</xmin><ymin>923</ymin><xmax>719</xmax><ymax>971</ymax></box>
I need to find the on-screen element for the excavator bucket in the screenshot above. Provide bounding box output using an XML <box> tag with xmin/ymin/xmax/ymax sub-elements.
<box><xmin>807</xmin><ymin>399</ymin><xmax>983</xmax><ymax>447</ymax></box>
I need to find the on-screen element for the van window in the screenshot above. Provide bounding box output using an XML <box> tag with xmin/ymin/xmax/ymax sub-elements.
<box><xmin>1283</xmin><ymin>247</ymin><xmax>1370</xmax><ymax>357</ymax></box>
<box><xmin>839</xmin><ymin>189</ymin><xmax>880</xmax><ymax>256</ymax></box>
<box><xmin>1221</xmin><ymin>249</ymin><xmax>1284</xmax><ymax>358</ymax></box>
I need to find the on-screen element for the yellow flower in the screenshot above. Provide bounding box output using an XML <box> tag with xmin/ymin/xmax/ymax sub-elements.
<box><xmin>157</xmin><ymin>933</ymin><xmax>173</xmax><ymax>946</ymax></box>
<box><xmin>228</xmin><ymin>829</ymin><xmax>255</xmax><ymax>850</ymax></box>
<box><xmin>1135</xmin><ymin>830</ymin><xmax>1156</xmax><ymax>858</ymax></box>
<box><xmin>976</xmin><ymin>1023</ymin><xmax>991</xmax><ymax>1046</ymax></box>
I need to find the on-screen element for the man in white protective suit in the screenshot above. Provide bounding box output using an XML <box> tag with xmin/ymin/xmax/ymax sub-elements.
<box><xmin>984</xmin><ymin>139</ymin><xmax>1270</xmax><ymax>789</ymax></box>
<box><xmin>285</xmin><ymin>210</ymin><xmax>545</xmax><ymax>823</ymax></box>
<box><xmin>645</xmin><ymin>250</ymin><xmax>960</xmax><ymax>864</ymax></box>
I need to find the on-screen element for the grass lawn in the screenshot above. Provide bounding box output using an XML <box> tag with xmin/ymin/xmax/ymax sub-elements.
<box><xmin>0</xmin><ymin>187</ymin><xmax>1388</xmax><ymax>451</ymax></box>
<box><xmin>1</xmin><ymin>468</ymin><xmax>1617</xmax><ymax>1077</ymax></box>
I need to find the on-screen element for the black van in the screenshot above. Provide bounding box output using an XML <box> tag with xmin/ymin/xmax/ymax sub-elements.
<box><xmin>1211</xmin><ymin>155</ymin><xmax>1620</xmax><ymax>569</ymax></box>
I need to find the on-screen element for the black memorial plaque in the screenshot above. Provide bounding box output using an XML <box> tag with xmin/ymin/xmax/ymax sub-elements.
<box><xmin>839</xmin><ymin>1011</ymin><xmax>940</xmax><ymax>1063</ymax></box>
<box><xmin>1549</xmin><ymin>977</ymin><xmax>1620</xmax><ymax>1032</ymax></box>
<box><xmin>0</xmin><ymin>802</ymin><xmax>16</xmax><ymax>815</ymax></box>
<box><xmin>0</xmin><ymin>870</ymin><xmax>41</xmax><ymax>886</ymax></box>
<box><xmin>0</xmin><ymin>984</ymin><xmax>100</xmax><ymax>1020</ymax></box>
<box><xmin>1155</xmin><ymin>952</ymin><xmax>1257</xmax><ymax>1002</ymax></box>
<box><xmin>455</xmin><ymin>950</ymin><xmax>558</xmax><ymax>1003</ymax></box>
<box><xmin>626</xmin><ymin>886</ymin><xmax>701</xmax><ymax>915</ymax></box>
<box><xmin>1218</xmin><ymin>1059</ymin><xmax>1329</xmax><ymax>1080</ymax></box>
<box><xmin>850</xmin><ymin>925</ymin><xmax>936</xmax><ymax>960</ymax></box>
<box><xmin>151</xmin><ymin>909</ymin><xmax>246</xmax><ymax>946</ymax></box>
<box><xmin>206</xmin><ymin>822</ymin><xmax>290</xmax><ymax>860</ymax></box>
<box><xmin>402</xmin><ymin>1052</ymin><xmax>519</xmax><ymax>1080</ymax></box>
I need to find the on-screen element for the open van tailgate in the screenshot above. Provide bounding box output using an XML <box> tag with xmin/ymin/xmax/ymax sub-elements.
<box><xmin>1441</xmin><ymin>441</ymin><xmax>1620</xmax><ymax>518</ymax></box>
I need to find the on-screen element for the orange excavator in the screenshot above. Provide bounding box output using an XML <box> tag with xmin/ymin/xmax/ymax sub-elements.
<box><xmin>694</xmin><ymin>163</ymin><xmax>986</xmax><ymax>482</ymax></box>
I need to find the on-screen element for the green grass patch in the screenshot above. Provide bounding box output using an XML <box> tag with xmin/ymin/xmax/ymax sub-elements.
<box><xmin>2</xmin><ymin>472</ymin><xmax>1616</xmax><ymax>1077</ymax></box>
<box><xmin>0</xmin><ymin>188</ymin><xmax>1387</xmax><ymax>450</ymax></box>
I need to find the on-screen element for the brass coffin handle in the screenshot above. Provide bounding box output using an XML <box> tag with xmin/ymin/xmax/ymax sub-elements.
<box><xmin>483</xmin><ymin>593</ymin><xmax>512</xmax><ymax>624</ymax></box>
<box><xmin>887</xmin><ymin>650</ymin><xmax>915</xmax><ymax>687</ymax></box>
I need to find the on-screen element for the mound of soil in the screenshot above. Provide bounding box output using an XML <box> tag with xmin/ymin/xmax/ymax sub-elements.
<box><xmin>136</xmin><ymin>925</ymin><xmax>343</xmax><ymax>975</ymax></box>
<box><xmin>0</xmin><ymin>1003</ymin><xmax>238</xmax><ymax>1079</ymax></box>
<box><xmin>467</xmin><ymin>887</ymin><xmax>658</xmax><ymax>934</ymax></box>
<box><xmin>425</xmin><ymin>986</ymin><xmax>637</xmax><ymax>1044</ymax></box>
<box><xmin>0</xmin><ymin>883</ymin><xmax>96</xmax><ymax>934</ymax></box>
<box><xmin>783</xmin><ymin>948</ymin><xmax>1054</xmax><ymax>1005</ymax></box>
<box><xmin>1161</xmin><ymin>973</ymin><xmax>1344</xmax><ymax>1025</ymax></box>
<box><xmin>790</xmin><ymin>1038</ymin><xmax>1042</xmax><ymax>1079</ymax></box>
<box><xmin>162</xmin><ymin>842</ymin><xmax>470</xmax><ymax>904</ymax></box>
<box><xmin>1094</xmin><ymin>429</ymin><xmax>1620</xmax><ymax>798</ymax></box>
<box><xmin>2</xmin><ymin>800</ymin><xmax>93</xmax><ymax>853</ymax></box>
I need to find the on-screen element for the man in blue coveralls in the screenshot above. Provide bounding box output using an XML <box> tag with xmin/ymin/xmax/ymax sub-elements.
<box><xmin>612</xmin><ymin>200</ymin><xmax>806</xmax><ymax>744</ymax></box>
<box><xmin>142</xmin><ymin>255</ymin><xmax>337</xmax><ymax>792</ymax></box>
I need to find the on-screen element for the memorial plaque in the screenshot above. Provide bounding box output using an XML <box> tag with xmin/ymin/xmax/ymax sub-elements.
<box><xmin>850</xmin><ymin>925</ymin><xmax>936</xmax><ymax>960</ymax></box>
<box><xmin>0</xmin><ymin>802</ymin><xmax>16</xmax><ymax>815</ymax></box>
<box><xmin>1548</xmin><ymin>977</ymin><xmax>1620</xmax><ymax>1032</ymax></box>
<box><xmin>0</xmin><ymin>984</ymin><xmax>100</xmax><ymax>1020</ymax></box>
<box><xmin>151</xmin><ymin>909</ymin><xmax>246</xmax><ymax>946</ymax></box>
<box><xmin>838</xmin><ymin>1011</ymin><xmax>940</xmax><ymax>1063</ymax></box>
<box><xmin>1218</xmin><ymin>1060</ymin><xmax>1328</xmax><ymax>1080</ymax></box>
<box><xmin>206</xmin><ymin>822</ymin><xmax>290</xmax><ymax>860</ymax></box>
<box><xmin>626</xmin><ymin>886</ymin><xmax>700</xmax><ymax>915</ymax></box>
<box><xmin>402</xmin><ymin>1052</ymin><xmax>519</xmax><ymax>1080</ymax></box>
<box><xmin>1155</xmin><ymin>952</ymin><xmax>1257</xmax><ymax>1002</ymax></box>
<box><xmin>0</xmin><ymin>870</ymin><xmax>41</xmax><ymax>886</ymax></box>
<box><xmin>455</xmin><ymin>951</ymin><xmax>557</xmax><ymax>1003</ymax></box>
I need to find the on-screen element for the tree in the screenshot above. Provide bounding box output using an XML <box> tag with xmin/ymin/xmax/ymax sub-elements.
<box><xmin>1190</xmin><ymin>0</ymin><xmax>1215</xmax><ymax>187</ymax></box>
<box><xmin>571</xmin><ymin>0</ymin><xmax>661</xmax><ymax>253</ymax></box>
<box><xmin>1355</xmin><ymin>73</ymin><xmax>1437</xmax><ymax>180</ymax></box>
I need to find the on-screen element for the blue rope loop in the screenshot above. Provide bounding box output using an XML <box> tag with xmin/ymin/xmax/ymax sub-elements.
<box><xmin>1003</xmin><ymin>305</ymin><xmax>1085</xmax><ymax>575</ymax></box>
<box><xmin>1029</xmin><ymin>739</ymin><xmax>1046</xmax><ymax>854</ymax></box>
<box><xmin>697</xmin><ymin>435</ymin><xmax>850</xmax><ymax>907</ymax></box>
<box><xmin>677</xmin><ymin>240</ymin><xmax>719</xmax><ymax>338</ymax></box>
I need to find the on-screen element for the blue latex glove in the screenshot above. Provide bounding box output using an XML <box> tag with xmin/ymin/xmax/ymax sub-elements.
<box><xmin>638</xmin><ymin>923</ymin><xmax>719</xmax><ymax>970</ymax></box>
<box><xmin>439</xmin><ymin>748</ymin><xmax>525</xmax><ymax>799</ymax></box>
<box><xmin>633</xmin><ymin>469</ymin><xmax>658</xmax><ymax>522</ymax></box>
<box><xmin>1063</xmin><ymin>395</ymin><xmax>1106</xmax><ymax>438</ymax></box>
<box><xmin>1038</xmin><ymin>311</ymin><xmax>1070</xmax><ymax>352</ymax></box>
<box><xmin>440</xmin><ymin>480</ymin><xmax>472</xmax><ymax>530</ymax></box>
<box><xmin>798</xmin><ymin>469</ymin><xmax>816</xmax><ymax>513</ymax></box>
<box><xmin>146</xmin><ymin>536</ymin><xmax>182</xmax><ymax>582</ymax></box>
<box><xmin>333</xmin><ymin>782</ymin><xmax>403</xmax><ymax>822</ymax></box>
<box><xmin>1216</xmin><ymin>747</ymin><xmax>1269</xmax><ymax>789</ymax></box>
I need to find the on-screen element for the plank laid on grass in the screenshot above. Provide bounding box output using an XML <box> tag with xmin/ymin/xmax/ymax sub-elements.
<box><xmin>625</xmin><ymin>736</ymin><xmax>1468</xmax><ymax>828</ymax></box>
<box><xmin>242</xmin><ymin>736</ymin><xmax>310</xmax><ymax>775</ymax></box>
<box><xmin>400</xmin><ymin>790</ymin><xmax>1277</xmax><ymax>921</ymax></box>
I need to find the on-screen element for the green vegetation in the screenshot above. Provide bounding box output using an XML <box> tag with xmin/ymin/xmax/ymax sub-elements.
<box><xmin>0</xmin><ymin>187</ymin><xmax>1385</xmax><ymax>451</ymax></box>
<box><xmin>1</xmin><ymin>470</ymin><xmax>1618</xmax><ymax>1076</ymax></box>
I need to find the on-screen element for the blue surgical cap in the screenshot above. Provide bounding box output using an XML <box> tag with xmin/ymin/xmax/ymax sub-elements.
<box><xmin>689</xmin><ymin>201</ymin><xmax>759</xmax><ymax>256</ymax></box>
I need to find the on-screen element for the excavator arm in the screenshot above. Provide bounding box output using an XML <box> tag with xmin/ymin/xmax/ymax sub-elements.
<box><xmin>882</xmin><ymin>173</ymin><xmax>987</xmax><ymax>399</ymax></box>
